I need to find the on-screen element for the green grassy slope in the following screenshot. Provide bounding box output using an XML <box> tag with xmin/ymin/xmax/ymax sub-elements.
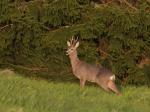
<box><xmin>0</xmin><ymin>70</ymin><xmax>150</xmax><ymax>112</ymax></box>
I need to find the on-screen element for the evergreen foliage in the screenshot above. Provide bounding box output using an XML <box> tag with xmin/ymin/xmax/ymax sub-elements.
<box><xmin>0</xmin><ymin>0</ymin><xmax>150</xmax><ymax>85</ymax></box>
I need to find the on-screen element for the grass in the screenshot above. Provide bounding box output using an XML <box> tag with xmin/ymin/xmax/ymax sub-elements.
<box><xmin>0</xmin><ymin>69</ymin><xmax>150</xmax><ymax>112</ymax></box>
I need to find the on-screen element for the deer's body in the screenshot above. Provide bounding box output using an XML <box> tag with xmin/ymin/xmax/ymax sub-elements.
<box><xmin>67</xmin><ymin>37</ymin><xmax>120</xmax><ymax>95</ymax></box>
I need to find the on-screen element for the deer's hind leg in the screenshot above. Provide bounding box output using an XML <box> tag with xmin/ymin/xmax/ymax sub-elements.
<box><xmin>108</xmin><ymin>80</ymin><xmax>120</xmax><ymax>95</ymax></box>
<box><xmin>97</xmin><ymin>82</ymin><xmax>110</xmax><ymax>92</ymax></box>
<box><xmin>80</xmin><ymin>79</ymin><xmax>86</xmax><ymax>88</ymax></box>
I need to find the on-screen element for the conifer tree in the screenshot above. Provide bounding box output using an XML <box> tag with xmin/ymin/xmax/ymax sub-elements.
<box><xmin>0</xmin><ymin>0</ymin><xmax>150</xmax><ymax>85</ymax></box>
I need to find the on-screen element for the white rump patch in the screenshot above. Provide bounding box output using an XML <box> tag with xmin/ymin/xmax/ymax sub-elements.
<box><xmin>110</xmin><ymin>74</ymin><xmax>115</xmax><ymax>81</ymax></box>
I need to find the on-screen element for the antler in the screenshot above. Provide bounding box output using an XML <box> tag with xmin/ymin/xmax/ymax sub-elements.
<box><xmin>76</xmin><ymin>37</ymin><xmax>79</xmax><ymax>43</ymax></box>
<box><xmin>69</xmin><ymin>36</ymin><xmax>79</xmax><ymax>46</ymax></box>
<box><xmin>70</xmin><ymin>36</ymin><xmax>74</xmax><ymax>45</ymax></box>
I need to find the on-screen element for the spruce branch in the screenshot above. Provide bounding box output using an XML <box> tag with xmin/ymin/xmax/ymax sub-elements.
<box><xmin>146</xmin><ymin>0</ymin><xmax>150</xmax><ymax>3</ymax></box>
<box><xmin>0</xmin><ymin>24</ymin><xmax>13</xmax><ymax>31</ymax></box>
<box><xmin>8</xmin><ymin>64</ymin><xmax>48</xmax><ymax>72</ymax></box>
<box><xmin>119</xmin><ymin>0</ymin><xmax>138</xmax><ymax>11</ymax></box>
<box><xmin>97</xmin><ymin>48</ymin><xmax>113</xmax><ymax>58</ymax></box>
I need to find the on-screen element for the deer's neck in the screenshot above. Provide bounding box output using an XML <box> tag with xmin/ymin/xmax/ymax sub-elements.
<box><xmin>69</xmin><ymin>51</ymin><xmax>80</xmax><ymax>73</ymax></box>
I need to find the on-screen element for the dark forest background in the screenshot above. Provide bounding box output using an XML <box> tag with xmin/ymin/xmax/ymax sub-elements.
<box><xmin>0</xmin><ymin>0</ymin><xmax>150</xmax><ymax>86</ymax></box>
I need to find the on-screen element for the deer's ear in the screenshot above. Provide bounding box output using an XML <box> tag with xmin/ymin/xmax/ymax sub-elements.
<box><xmin>67</xmin><ymin>41</ymin><xmax>71</xmax><ymax>46</ymax></box>
<box><xmin>75</xmin><ymin>41</ymin><xmax>79</xmax><ymax>48</ymax></box>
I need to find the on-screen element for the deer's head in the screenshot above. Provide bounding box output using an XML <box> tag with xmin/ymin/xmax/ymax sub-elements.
<box><xmin>66</xmin><ymin>36</ymin><xmax>79</xmax><ymax>55</ymax></box>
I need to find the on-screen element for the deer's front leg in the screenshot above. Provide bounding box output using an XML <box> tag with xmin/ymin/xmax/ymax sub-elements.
<box><xmin>80</xmin><ymin>79</ymin><xmax>86</xmax><ymax>88</ymax></box>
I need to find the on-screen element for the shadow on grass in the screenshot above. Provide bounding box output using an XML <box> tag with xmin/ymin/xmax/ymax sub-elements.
<box><xmin>0</xmin><ymin>63</ymin><xmax>123</xmax><ymax>92</ymax></box>
<box><xmin>13</xmin><ymin>67</ymin><xmax>122</xmax><ymax>92</ymax></box>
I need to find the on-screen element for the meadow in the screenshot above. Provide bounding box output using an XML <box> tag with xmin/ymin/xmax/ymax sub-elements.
<box><xmin>0</xmin><ymin>69</ymin><xmax>150</xmax><ymax>112</ymax></box>
<box><xmin>1</xmin><ymin>1</ymin><xmax>150</xmax><ymax>112</ymax></box>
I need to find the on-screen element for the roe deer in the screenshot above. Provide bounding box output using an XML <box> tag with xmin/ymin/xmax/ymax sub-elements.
<box><xmin>66</xmin><ymin>37</ymin><xmax>120</xmax><ymax>95</ymax></box>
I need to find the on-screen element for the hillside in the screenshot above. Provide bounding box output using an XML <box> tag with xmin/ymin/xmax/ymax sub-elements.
<box><xmin>0</xmin><ymin>69</ymin><xmax>150</xmax><ymax>112</ymax></box>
